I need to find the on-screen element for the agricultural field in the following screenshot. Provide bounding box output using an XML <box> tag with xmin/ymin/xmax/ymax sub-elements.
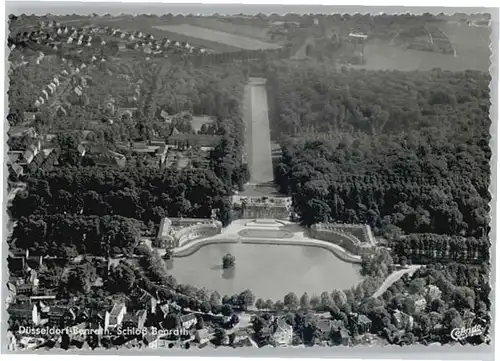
<box><xmin>153</xmin><ymin>24</ymin><xmax>282</xmax><ymax>51</ymax></box>
<box><xmin>352</xmin><ymin>22</ymin><xmax>490</xmax><ymax>72</ymax></box>
<box><xmin>437</xmin><ymin>21</ymin><xmax>490</xmax><ymax>71</ymax></box>
<box><xmin>188</xmin><ymin>17</ymin><xmax>272</xmax><ymax>41</ymax></box>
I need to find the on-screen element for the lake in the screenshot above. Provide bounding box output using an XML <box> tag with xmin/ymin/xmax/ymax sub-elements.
<box><xmin>169</xmin><ymin>242</ymin><xmax>363</xmax><ymax>300</ymax></box>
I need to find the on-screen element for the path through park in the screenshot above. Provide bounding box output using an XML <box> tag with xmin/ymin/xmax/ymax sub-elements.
<box><xmin>243</xmin><ymin>77</ymin><xmax>274</xmax><ymax>186</ymax></box>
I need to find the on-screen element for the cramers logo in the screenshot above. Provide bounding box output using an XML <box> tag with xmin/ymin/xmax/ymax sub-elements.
<box><xmin>450</xmin><ymin>325</ymin><xmax>483</xmax><ymax>341</ymax></box>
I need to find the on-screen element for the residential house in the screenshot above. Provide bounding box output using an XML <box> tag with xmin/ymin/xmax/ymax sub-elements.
<box><xmin>28</xmin><ymin>142</ymin><xmax>41</xmax><ymax>158</ymax></box>
<box><xmin>10</xmin><ymin>163</ymin><xmax>24</xmax><ymax>178</ymax></box>
<box><xmin>22</xmin><ymin>149</ymin><xmax>35</xmax><ymax>165</ymax></box>
<box><xmin>136</xmin><ymin>289</ymin><xmax>157</xmax><ymax>315</ymax></box>
<box><xmin>48</xmin><ymin>305</ymin><xmax>77</xmax><ymax>326</ymax></box>
<box><xmin>74</xmin><ymin>308</ymin><xmax>90</xmax><ymax>323</ymax></box>
<box><xmin>233</xmin><ymin>335</ymin><xmax>258</xmax><ymax>348</ymax></box>
<box><xmin>159</xmin><ymin>110</ymin><xmax>172</xmax><ymax>123</ymax></box>
<box><xmin>27</xmin><ymin>269</ymin><xmax>39</xmax><ymax>287</ymax></box>
<box><xmin>69</xmin><ymin>322</ymin><xmax>87</xmax><ymax>347</ymax></box>
<box><xmin>272</xmin><ymin>317</ymin><xmax>293</xmax><ymax>346</ymax></box>
<box><xmin>392</xmin><ymin>310</ymin><xmax>414</xmax><ymax>330</ymax></box>
<box><xmin>230</xmin><ymin>328</ymin><xmax>250</xmax><ymax>344</ymax></box>
<box><xmin>56</xmin><ymin>105</ymin><xmax>67</xmax><ymax>117</ymax></box>
<box><xmin>9</xmin><ymin>126</ymin><xmax>37</xmax><ymax>139</ymax></box>
<box><xmin>116</xmin><ymin>107</ymin><xmax>137</xmax><ymax>120</ymax></box>
<box><xmin>425</xmin><ymin>285</ymin><xmax>442</xmax><ymax>301</ymax></box>
<box><xmin>330</xmin><ymin>320</ymin><xmax>350</xmax><ymax>346</ymax></box>
<box><xmin>23</xmin><ymin>112</ymin><xmax>37</xmax><ymax>122</ymax></box>
<box><xmin>143</xmin><ymin>329</ymin><xmax>159</xmax><ymax>348</ymax></box>
<box><xmin>17</xmin><ymin>283</ymin><xmax>36</xmax><ymax>296</ymax></box>
<box><xmin>105</xmin><ymin>303</ymin><xmax>127</xmax><ymax>331</ymax></box>
<box><xmin>412</xmin><ymin>296</ymin><xmax>428</xmax><ymax>313</ymax></box>
<box><xmin>7</xmin><ymin>282</ymin><xmax>17</xmax><ymax>304</ymax></box>
<box><xmin>316</xmin><ymin>319</ymin><xmax>334</xmax><ymax>340</ymax></box>
<box><xmin>179</xmin><ymin>313</ymin><xmax>197</xmax><ymax>329</ymax></box>
<box><xmin>8</xmin><ymin>303</ymin><xmax>41</xmax><ymax>325</ymax></box>
<box><xmin>11</xmin><ymin>248</ymin><xmax>29</xmax><ymax>259</ymax></box>
<box><xmin>195</xmin><ymin>328</ymin><xmax>210</xmax><ymax>345</ymax></box>
<box><xmin>463</xmin><ymin>310</ymin><xmax>476</xmax><ymax>327</ymax></box>
<box><xmin>123</xmin><ymin>309</ymin><xmax>147</xmax><ymax>330</ymax></box>
<box><xmin>30</xmin><ymin>295</ymin><xmax>57</xmax><ymax>305</ymax></box>
<box><xmin>136</xmin><ymin>310</ymin><xmax>148</xmax><ymax>330</ymax></box>
<box><xmin>77</xmin><ymin>144</ymin><xmax>86</xmax><ymax>157</ymax></box>
<box><xmin>88</xmin><ymin>320</ymin><xmax>104</xmax><ymax>338</ymax></box>
<box><xmin>158</xmin><ymin>304</ymin><xmax>169</xmax><ymax>320</ymax></box>
<box><xmin>74</xmin><ymin>86</ymin><xmax>83</xmax><ymax>96</ymax></box>
<box><xmin>349</xmin><ymin>313</ymin><xmax>372</xmax><ymax>334</ymax></box>
<box><xmin>36</xmin><ymin>300</ymin><xmax>51</xmax><ymax>314</ymax></box>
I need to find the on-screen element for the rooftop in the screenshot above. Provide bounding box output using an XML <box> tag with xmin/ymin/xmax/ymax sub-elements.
<box><xmin>110</xmin><ymin>302</ymin><xmax>126</xmax><ymax>317</ymax></box>
<box><xmin>180</xmin><ymin>313</ymin><xmax>196</xmax><ymax>322</ymax></box>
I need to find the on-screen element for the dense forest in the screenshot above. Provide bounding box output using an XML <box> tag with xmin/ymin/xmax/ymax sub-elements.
<box><xmin>265</xmin><ymin>64</ymin><xmax>490</xmax><ymax>246</ymax></box>
<box><xmin>11</xmin><ymin>166</ymin><xmax>230</xmax><ymax>232</ymax></box>
<box><xmin>10</xmin><ymin>214</ymin><xmax>142</xmax><ymax>257</ymax></box>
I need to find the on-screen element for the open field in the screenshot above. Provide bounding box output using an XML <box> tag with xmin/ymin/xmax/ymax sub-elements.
<box><xmin>170</xmin><ymin>243</ymin><xmax>362</xmax><ymax>300</ymax></box>
<box><xmin>153</xmin><ymin>24</ymin><xmax>282</xmax><ymax>50</ymax></box>
<box><xmin>438</xmin><ymin>21</ymin><xmax>490</xmax><ymax>70</ymax></box>
<box><xmin>191</xmin><ymin>115</ymin><xmax>214</xmax><ymax>132</ymax></box>
<box><xmin>355</xmin><ymin>22</ymin><xmax>489</xmax><ymax>72</ymax></box>
<box><xmin>188</xmin><ymin>17</ymin><xmax>272</xmax><ymax>41</ymax></box>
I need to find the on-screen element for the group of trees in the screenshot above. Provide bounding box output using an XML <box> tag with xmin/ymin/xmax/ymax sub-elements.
<box><xmin>248</xmin><ymin>261</ymin><xmax>489</xmax><ymax>346</ymax></box>
<box><xmin>11</xmin><ymin>214</ymin><xmax>142</xmax><ymax>257</ymax></box>
<box><xmin>265</xmin><ymin>64</ymin><xmax>490</xmax><ymax>242</ymax></box>
<box><xmin>222</xmin><ymin>253</ymin><xmax>236</xmax><ymax>269</ymax></box>
<box><xmin>188</xmin><ymin>47</ymin><xmax>291</xmax><ymax>67</ymax></box>
<box><xmin>378</xmin><ymin>263</ymin><xmax>490</xmax><ymax>345</ymax></box>
<box><xmin>11</xmin><ymin>166</ymin><xmax>231</xmax><ymax>231</ymax></box>
<box><xmin>392</xmin><ymin>233</ymin><xmax>490</xmax><ymax>264</ymax></box>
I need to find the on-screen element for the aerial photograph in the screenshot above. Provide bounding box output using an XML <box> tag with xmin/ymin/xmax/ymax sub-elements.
<box><xmin>4</xmin><ymin>3</ymin><xmax>494</xmax><ymax>353</ymax></box>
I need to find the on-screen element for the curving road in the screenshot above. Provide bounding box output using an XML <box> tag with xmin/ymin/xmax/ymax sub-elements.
<box><xmin>371</xmin><ymin>265</ymin><xmax>422</xmax><ymax>298</ymax></box>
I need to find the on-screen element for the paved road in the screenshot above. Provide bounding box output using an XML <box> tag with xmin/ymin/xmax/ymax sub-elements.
<box><xmin>371</xmin><ymin>265</ymin><xmax>422</xmax><ymax>298</ymax></box>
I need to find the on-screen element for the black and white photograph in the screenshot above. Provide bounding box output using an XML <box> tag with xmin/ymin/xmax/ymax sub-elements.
<box><xmin>2</xmin><ymin>1</ymin><xmax>497</xmax><ymax>355</ymax></box>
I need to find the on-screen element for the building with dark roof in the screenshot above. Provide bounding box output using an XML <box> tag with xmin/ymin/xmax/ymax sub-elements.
<box><xmin>179</xmin><ymin>313</ymin><xmax>196</xmax><ymax>329</ymax></box>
